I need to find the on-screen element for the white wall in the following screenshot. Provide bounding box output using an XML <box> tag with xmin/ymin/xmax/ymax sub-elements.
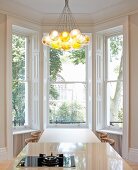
<box><xmin>129</xmin><ymin>13</ymin><xmax>138</xmax><ymax>148</ymax></box>
<box><xmin>0</xmin><ymin>13</ymin><xmax>6</xmax><ymax>148</ymax></box>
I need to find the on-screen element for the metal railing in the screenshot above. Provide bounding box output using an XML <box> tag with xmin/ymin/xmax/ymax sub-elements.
<box><xmin>50</xmin><ymin>120</ymin><xmax>86</xmax><ymax>124</ymax></box>
<box><xmin>12</xmin><ymin>119</ymin><xmax>25</xmax><ymax>126</ymax></box>
<box><xmin>110</xmin><ymin>121</ymin><xmax>123</xmax><ymax>126</ymax></box>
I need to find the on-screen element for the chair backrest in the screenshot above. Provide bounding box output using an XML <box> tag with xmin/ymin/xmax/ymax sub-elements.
<box><xmin>98</xmin><ymin>132</ymin><xmax>108</xmax><ymax>139</ymax></box>
<box><xmin>31</xmin><ymin>130</ymin><xmax>42</xmax><ymax>138</ymax></box>
<box><xmin>101</xmin><ymin>137</ymin><xmax>115</xmax><ymax>146</ymax></box>
<box><xmin>25</xmin><ymin>137</ymin><xmax>38</xmax><ymax>144</ymax></box>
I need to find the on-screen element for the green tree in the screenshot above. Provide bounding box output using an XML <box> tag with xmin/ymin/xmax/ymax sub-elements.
<box><xmin>57</xmin><ymin>102</ymin><xmax>70</xmax><ymax>122</ymax></box>
<box><xmin>69</xmin><ymin>102</ymin><xmax>85</xmax><ymax>122</ymax></box>
<box><xmin>12</xmin><ymin>34</ymin><xmax>26</xmax><ymax>125</ymax></box>
<box><xmin>69</xmin><ymin>48</ymin><xmax>85</xmax><ymax>64</ymax></box>
<box><xmin>49</xmin><ymin>48</ymin><xmax>86</xmax><ymax>123</ymax></box>
<box><xmin>49</xmin><ymin>49</ymin><xmax>63</xmax><ymax>100</ymax></box>
<box><xmin>54</xmin><ymin>102</ymin><xmax>85</xmax><ymax>123</ymax></box>
<box><xmin>109</xmin><ymin>35</ymin><xmax>123</xmax><ymax>124</ymax></box>
<box><xmin>50</xmin><ymin>49</ymin><xmax>63</xmax><ymax>81</ymax></box>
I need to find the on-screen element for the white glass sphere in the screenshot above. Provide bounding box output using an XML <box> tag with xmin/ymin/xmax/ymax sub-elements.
<box><xmin>70</xmin><ymin>29</ymin><xmax>81</xmax><ymax>39</ymax></box>
<box><xmin>42</xmin><ymin>35</ymin><xmax>51</xmax><ymax>45</ymax></box>
<box><xmin>50</xmin><ymin>30</ymin><xmax>59</xmax><ymax>41</ymax></box>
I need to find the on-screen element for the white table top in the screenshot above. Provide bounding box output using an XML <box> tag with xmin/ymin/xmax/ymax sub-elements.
<box><xmin>10</xmin><ymin>142</ymin><xmax>132</xmax><ymax>170</ymax></box>
<box><xmin>38</xmin><ymin>128</ymin><xmax>100</xmax><ymax>143</ymax></box>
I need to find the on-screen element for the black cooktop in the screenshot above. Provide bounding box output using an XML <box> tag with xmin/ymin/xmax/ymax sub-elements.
<box><xmin>17</xmin><ymin>153</ymin><xmax>75</xmax><ymax>168</ymax></box>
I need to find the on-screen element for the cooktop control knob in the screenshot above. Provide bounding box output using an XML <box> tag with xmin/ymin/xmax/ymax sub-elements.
<box><xmin>20</xmin><ymin>160</ymin><xmax>25</xmax><ymax>167</ymax></box>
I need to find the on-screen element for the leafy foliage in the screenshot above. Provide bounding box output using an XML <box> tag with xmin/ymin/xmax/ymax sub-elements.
<box><xmin>48</xmin><ymin>48</ymin><xmax>86</xmax><ymax>124</ymax></box>
<box><xmin>110</xmin><ymin>35</ymin><xmax>123</xmax><ymax>55</ymax></box>
<box><xmin>49</xmin><ymin>85</ymin><xmax>59</xmax><ymax>100</ymax></box>
<box><xmin>69</xmin><ymin>48</ymin><xmax>85</xmax><ymax>64</ymax></box>
<box><xmin>50</xmin><ymin>102</ymin><xmax>85</xmax><ymax>123</ymax></box>
<box><xmin>109</xmin><ymin>35</ymin><xmax>123</xmax><ymax>126</ymax></box>
<box><xmin>50</xmin><ymin>49</ymin><xmax>62</xmax><ymax>81</ymax></box>
<box><xmin>12</xmin><ymin>34</ymin><xmax>26</xmax><ymax>125</ymax></box>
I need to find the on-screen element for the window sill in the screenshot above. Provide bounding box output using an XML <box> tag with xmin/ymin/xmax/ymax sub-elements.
<box><xmin>96</xmin><ymin>128</ymin><xmax>122</xmax><ymax>135</ymax></box>
<box><xmin>13</xmin><ymin>129</ymin><xmax>37</xmax><ymax>135</ymax></box>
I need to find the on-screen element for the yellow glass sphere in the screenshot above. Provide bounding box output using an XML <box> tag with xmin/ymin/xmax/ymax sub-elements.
<box><xmin>72</xmin><ymin>41</ymin><xmax>81</xmax><ymax>49</ymax></box>
<box><xmin>60</xmin><ymin>31</ymin><xmax>70</xmax><ymax>42</ymax></box>
<box><xmin>42</xmin><ymin>35</ymin><xmax>51</xmax><ymax>45</ymax></box>
<box><xmin>50</xmin><ymin>30</ymin><xmax>59</xmax><ymax>41</ymax></box>
<box><xmin>51</xmin><ymin>40</ymin><xmax>62</xmax><ymax>50</ymax></box>
<box><xmin>61</xmin><ymin>42</ymin><xmax>71</xmax><ymax>51</ymax></box>
<box><xmin>70</xmin><ymin>29</ymin><xmax>81</xmax><ymax>39</ymax></box>
<box><xmin>84</xmin><ymin>35</ymin><xmax>90</xmax><ymax>44</ymax></box>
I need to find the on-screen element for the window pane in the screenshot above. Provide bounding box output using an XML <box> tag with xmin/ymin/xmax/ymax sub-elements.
<box><xmin>12</xmin><ymin>81</ymin><xmax>25</xmax><ymax>127</ymax></box>
<box><xmin>12</xmin><ymin>34</ymin><xmax>26</xmax><ymax>81</ymax></box>
<box><xmin>12</xmin><ymin>34</ymin><xmax>28</xmax><ymax>127</ymax></box>
<box><xmin>107</xmin><ymin>82</ymin><xmax>123</xmax><ymax>127</ymax></box>
<box><xmin>49</xmin><ymin>48</ymin><xmax>86</xmax><ymax>82</ymax></box>
<box><xmin>107</xmin><ymin>35</ymin><xmax>123</xmax><ymax>81</ymax></box>
<box><xmin>49</xmin><ymin>83</ymin><xmax>86</xmax><ymax>124</ymax></box>
<box><xmin>48</xmin><ymin>48</ymin><xmax>87</xmax><ymax>126</ymax></box>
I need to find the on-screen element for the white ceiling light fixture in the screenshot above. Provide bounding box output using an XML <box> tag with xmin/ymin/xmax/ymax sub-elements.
<box><xmin>42</xmin><ymin>0</ymin><xmax>90</xmax><ymax>51</ymax></box>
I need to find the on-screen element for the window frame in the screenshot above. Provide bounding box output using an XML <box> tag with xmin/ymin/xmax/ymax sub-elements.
<box><xmin>48</xmin><ymin>48</ymin><xmax>88</xmax><ymax>128</ymax></box>
<box><xmin>103</xmin><ymin>31</ymin><xmax>124</xmax><ymax>129</ymax></box>
<box><xmin>43</xmin><ymin>36</ymin><xmax>92</xmax><ymax>129</ymax></box>
<box><xmin>11</xmin><ymin>25</ymin><xmax>40</xmax><ymax>131</ymax></box>
<box><xmin>12</xmin><ymin>32</ymin><xmax>30</xmax><ymax>129</ymax></box>
<box><xmin>96</xmin><ymin>27</ymin><xmax>124</xmax><ymax>132</ymax></box>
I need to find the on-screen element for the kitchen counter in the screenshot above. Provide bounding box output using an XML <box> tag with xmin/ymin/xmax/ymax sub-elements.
<box><xmin>9</xmin><ymin>142</ymin><xmax>132</xmax><ymax>170</ymax></box>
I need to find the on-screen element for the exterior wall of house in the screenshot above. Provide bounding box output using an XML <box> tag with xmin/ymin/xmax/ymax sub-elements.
<box><xmin>0</xmin><ymin>13</ymin><xmax>6</xmax><ymax>148</ymax></box>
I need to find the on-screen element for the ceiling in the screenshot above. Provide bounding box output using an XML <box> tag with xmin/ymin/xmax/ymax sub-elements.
<box><xmin>0</xmin><ymin>0</ymin><xmax>138</xmax><ymax>25</ymax></box>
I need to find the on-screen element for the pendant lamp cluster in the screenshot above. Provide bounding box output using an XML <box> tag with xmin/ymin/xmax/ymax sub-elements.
<box><xmin>42</xmin><ymin>0</ymin><xmax>90</xmax><ymax>51</ymax></box>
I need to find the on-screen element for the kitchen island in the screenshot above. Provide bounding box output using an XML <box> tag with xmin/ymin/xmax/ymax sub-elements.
<box><xmin>9</xmin><ymin>142</ymin><xmax>132</xmax><ymax>170</ymax></box>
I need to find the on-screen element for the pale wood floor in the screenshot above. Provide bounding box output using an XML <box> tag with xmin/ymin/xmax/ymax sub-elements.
<box><xmin>0</xmin><ymin>160</ymin><xmax>12</xmax><ymax>170</ymax></box>
<box><xmin>127</xmin><ymin>161</ymin><xmax>138</xmax><ymax>170</ymax></box>
<box><xmin>130</xmin><ymin>164</ymin><xmax>138</xmax><ymax>170</ymax></box>
<box><xmin>0</xmin><ymin>160</ymin><xmax>138</xmax><ymax>170</ymax></box>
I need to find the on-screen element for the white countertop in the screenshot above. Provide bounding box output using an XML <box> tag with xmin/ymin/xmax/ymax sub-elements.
<box><xmin>38</xmin><ymin>128</ymin><xmax>100</xmax><ymax>143</ymax></box>
<box><xmin>9</xmin><ymin>142</ymin><xmax>132</xmax><ymax>170</ymax></box>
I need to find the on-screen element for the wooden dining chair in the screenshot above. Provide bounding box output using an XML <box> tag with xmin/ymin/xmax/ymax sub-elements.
<box><xmin>31</xmin><ymin>130</ymin><xmax>42</xmax><ymax>138</ymax></box>
<box><xmin>98</xmin><ymin>132</ymin><xmax>108</xmax><ymax>140</ymax></box>
<box><xmin>101</xmin><ymin>137</ymin><xmax>115</xmax><ymax>147</ymax></box>
<box><xmin>25</xmin><ymin>137</ymin><xmax>39</xmax><ymax>144</ymax></box>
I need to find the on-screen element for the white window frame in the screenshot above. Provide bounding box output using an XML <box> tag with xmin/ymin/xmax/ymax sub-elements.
<box><xmin>12</xmin><ymin>32</ymin><xmax>30</xmax><ymax>129</ymax></box>
<box><xmin>104</xmin><ymin>33</ymin><xmax>123</xmax><ymax>128</ymax></box>
<box><xmin>11</xmin><ymin>25</ymin><xmax>40</xmax><ymax>131</ymax></box>
<box><xmin>43</xmin><ymin>34</ymin><xmax>92</xmax><ymax>129</ymax></box>
<box><xmin>6</xmin><ymin>17</ymin><xmax>41</xmax><ymax>159</ymax></box>
<box><xmin>96</xmin><ymin>26</ymin><xmax>124</xmax><ymax>131</ymax></box>
<box><xmin>95</xmin><ymin>18</ymin><xmax>129</xmax><ymax>159</ymax></box>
